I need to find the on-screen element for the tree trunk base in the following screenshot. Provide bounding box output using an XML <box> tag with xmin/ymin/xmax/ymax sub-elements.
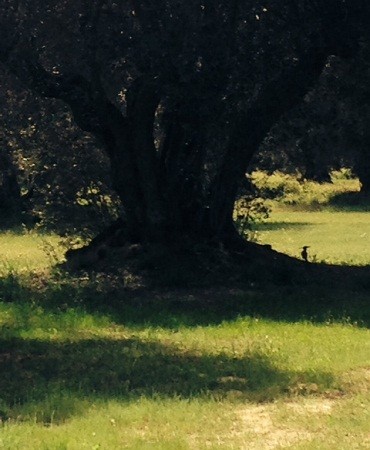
<box><xmin>60</xmin><ymin>219</ymin><xmax>370</xmax><ymax>293</ymax></box>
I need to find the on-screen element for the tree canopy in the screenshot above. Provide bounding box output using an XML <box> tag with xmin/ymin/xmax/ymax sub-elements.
<box><xmin>1</xmin><ymin>1</ymin><xmax>370</xmax><ymax>263</ymax></box>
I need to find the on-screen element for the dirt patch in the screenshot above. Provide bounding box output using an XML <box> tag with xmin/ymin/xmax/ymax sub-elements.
<box><xmin>236</xmin><ymin>404</ymin><xmax>313</xmax><ymax>449</ymax></box>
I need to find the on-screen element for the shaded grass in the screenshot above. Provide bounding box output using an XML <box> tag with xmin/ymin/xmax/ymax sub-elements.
<box><xmin>0</xmin><ymin>336</ymin><xmax>312</xmax><ymax>420</ymax></box>
<box><xmin>254</xmin><ymin>221</ymin><xmax>313</xmax><ymax>232</ymax></box>
<box><xmin>328</xmin><ymin>190</ymin><xmax>370</xmax><ymax>211</ymax></box>
<box><xmin>1</xmin><ymin>270</ymin><xmax>369</xmax><ymax>329</ymax></box>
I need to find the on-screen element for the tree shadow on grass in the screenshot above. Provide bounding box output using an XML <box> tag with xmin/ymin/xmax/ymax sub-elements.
<box><xmin>0</xmin><ymin>336</ymin><xmax>334</xmax><ymax>424</ymax></box>
<box><xmin>69</xmin><ymin>284</ymin><xmax>370</xmax><ymax>329</ymax></box>
<box><xmin>328</xmin><ymin>191</ymin><xmax>370</xmax><ymax>211</ymax></box>
<box><xmin>0</xmin><ymin>269</ymin><xmax>369</xmax><ymax>332</ymax></box>
<box><xmin>253</xmin><ymin>221</ymin><xmax>313</xmax><ymax>232</ymax></box>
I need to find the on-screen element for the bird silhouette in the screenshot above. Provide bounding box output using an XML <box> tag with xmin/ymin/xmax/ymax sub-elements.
<box><xmin>301</xmin><ymin>246</ymin><xmax>310</xmax><ymax>262</ymax></box>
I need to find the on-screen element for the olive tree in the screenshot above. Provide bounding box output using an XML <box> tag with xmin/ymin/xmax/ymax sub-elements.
<box><xmin>0</xmin><ymin>0</ymin><xmax>368</xmax><ymax>257</ymax></box>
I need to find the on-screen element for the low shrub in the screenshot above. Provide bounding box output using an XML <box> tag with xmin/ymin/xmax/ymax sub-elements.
<box><xmin>248</xmin><ymin>169</ymin><xmax>360</xmax><ymax>207</ymax></box>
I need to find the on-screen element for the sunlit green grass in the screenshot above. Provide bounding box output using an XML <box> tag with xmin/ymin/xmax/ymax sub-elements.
<box><xmin>0</xmin><ymin>209</ymin><xmax>369</xmax><ymax>449</ymax></box>
<box><xmin>257</xmin><ymin>209</ymin><xmax>370</xmax><ymax>265</ymax></box>
<box><xmin>0</xmin><ymin>231</ymin><xmax>62</xmax><ymax>273</ymax></box>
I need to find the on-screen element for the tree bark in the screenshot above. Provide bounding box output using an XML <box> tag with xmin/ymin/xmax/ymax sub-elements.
<box><xmin>2</xmin><ymin>43</ymin><xmax>332</xmax><ymax>250</ymax></box>
<box><xmin>208</xmin><ymin>49</ymin><xmax>330</xmax><ymax>242</ymax></box>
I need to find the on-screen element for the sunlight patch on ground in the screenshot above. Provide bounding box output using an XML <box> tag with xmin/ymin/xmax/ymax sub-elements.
<box><xmin>229</xmin><ymin>366</ymin><xmax>370</xmax><ymax>450</ymax></box>
<box><xmin>235</xmin><ymin>403</ymin><xmax>313</xmax><ymax>449</ymax></box>
<box><xmin>285</xmin><ymin>398</ymin><xmax>334</xmax><ymax>415</ymax></box>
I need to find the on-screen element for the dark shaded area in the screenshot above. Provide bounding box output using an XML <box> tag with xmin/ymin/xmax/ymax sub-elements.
<box><xmin>253</xmin><ymin>222</ymin><xmax>313</xmax><ymax>232</ymax></box>
<box><xmin>328</xmin><ymin>191</ymin><xmax>370</xmax><ymax>211</ymax></box>
<box><xmin>0</xmin><ymin>336</ymin><xmax>334</xmax><ymax>423</ymax></box>
<box><xmin>0</xmin><ymin>258</ymin><xmax>369</xmax><ymax>330</ymax></box>
<box><xmin>86</xmin><ymin>287</ymin><xmax>369</xmax><ymax>329</ymax></box>
<box><xmin>44</xmin><ymin>274</ymin><xmax>370</xmax><ymax>328</ymax></box>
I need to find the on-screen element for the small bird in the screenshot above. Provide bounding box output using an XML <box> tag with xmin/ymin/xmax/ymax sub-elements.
<box><xmin>301</xmin><ymin>246</ymin><xmax>310</xmax><ymax>262</ymax></box>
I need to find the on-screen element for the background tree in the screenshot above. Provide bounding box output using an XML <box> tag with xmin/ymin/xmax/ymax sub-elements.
<box><xmin>254</xmin><ymin>45</ymin><xmax>370</xmax><ymax>191</ymax></box>
<box><xmin>0</xmin><ymin>64</ymin><xmax>119</xmax><ymax>233</ymax></box>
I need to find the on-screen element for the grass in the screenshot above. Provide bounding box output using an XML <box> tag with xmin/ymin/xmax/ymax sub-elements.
<box><xmin>0</xmin><ymin>230</ymin><xmax>62</xmax><ymax>274</ymax></box>
<box><xmin>0</xmin><ymin>296</ymin><xmax>368</xmax><ymax>449</ymax></box>
<box><xmin>256</xmin><ymin>209</ymin><xmax>370</xmax><ymax>265</ymax></box>
<box><xmin>0</xmin><ymin>187</ymin><xmax>369</xmax><ymax>448</ymax></box>
<box><xmin>247</xmin><ymin>169</ymin><xmax>370</xmax><ymax>265</ymax></box>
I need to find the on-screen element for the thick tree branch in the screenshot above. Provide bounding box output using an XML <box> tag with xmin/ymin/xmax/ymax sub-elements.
<box><xmin>209</xmin><ymin>48</ymin><xmax>330</xmax><ymax>238</ymax></box>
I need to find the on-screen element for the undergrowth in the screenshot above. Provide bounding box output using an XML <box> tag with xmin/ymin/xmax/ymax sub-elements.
<box><xmin>249</xmin><ymin>169</ymin><xmax>360</xmax><ymax>207</ymax></box>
